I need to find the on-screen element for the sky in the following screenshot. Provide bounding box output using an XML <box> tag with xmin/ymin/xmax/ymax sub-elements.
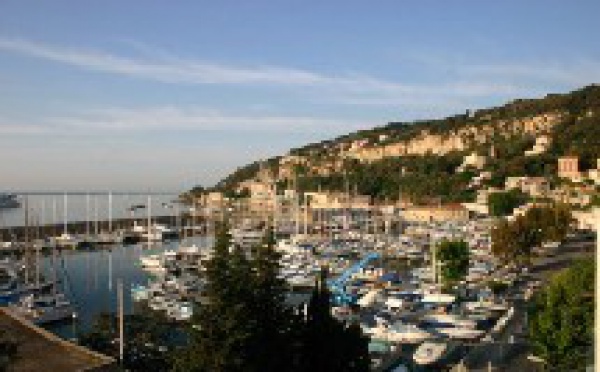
<box><xmin>0</xmin><ymin>1</ymin><xmax>598</xmax><ymax>192</ymax></box>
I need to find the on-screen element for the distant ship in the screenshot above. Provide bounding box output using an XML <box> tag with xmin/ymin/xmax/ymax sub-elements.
<box><xmin>0</xmin><ymin>194</ymin><xmax>20</xmax><ymax>209</ymax></box>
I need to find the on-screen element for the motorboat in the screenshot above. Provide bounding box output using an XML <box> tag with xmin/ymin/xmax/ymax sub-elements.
<box><xmin>413</xmin><ymin>341</ymin><xmax>457</xmax><ymax>366</ymax></box>
<box><xmin>131</xmin><ymin>284</ymin><xmax>150</xmax><ymax>302</ymax></box>
<box><xmin>376</xmin><ymin>322</ymin><xmax>433</xmax><ymax>344</ymax></box>
<box><xmin>435</xmin><ymin>327</ymin><xmax>485</xmax><ymax>341</ymax></box>
<box><xmin>9</xmin><ymin>293</ymin><xmax>76</xmax><ymax>325</ymax></box>
<box><xmin>0</xmin><ymin>194</ymin><xmax>20</xmax><ymax>209</ymax></box>
<box><xmin>420</xmin><ymin>314</ymin><xmax>477</xmax><ymax>329</ymax></box>
<box><xmin>167</xmin><ymin>301</ymin><xmax>193</xmax><ymax>321</ymax></box>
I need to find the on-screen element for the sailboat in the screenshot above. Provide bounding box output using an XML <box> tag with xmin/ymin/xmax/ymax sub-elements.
<box><xmin>54</xmin><ymin>193</ymin><xmax>81</xmax><ymax>249</ymax></box>
<box><xmin>9</xmin><ymin>201</ymin><xmax>76</xmax><ymax>324</ymax></box>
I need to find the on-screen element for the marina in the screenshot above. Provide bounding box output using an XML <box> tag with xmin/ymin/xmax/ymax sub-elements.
<box><xmin>0</xmin><ymin>191</ymin><xmax>594</xmax><ymax>370</ymax></box>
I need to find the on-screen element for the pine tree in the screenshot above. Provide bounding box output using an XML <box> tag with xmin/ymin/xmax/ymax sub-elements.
<box><xmin>301</xmin><ymin>268</ymin><xmax>369</xmax><ymax>372</ymax></box>
<box><xmin>174</xmin><ymin>222</ymin><xmax>254</xmax><ymax>372</ymax></box>
<box><xmin>245</xmin><ymin>225</ymin><xmax>297</xmax><ymax>371</ymax></box>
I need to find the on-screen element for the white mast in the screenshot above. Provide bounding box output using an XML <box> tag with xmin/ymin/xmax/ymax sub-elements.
<box><xmin>94</xmin><ymin>196</ymin><xmax>99</xmax><ymax>236</ymax></box>
<box><xmin>108</xmin><ymin>192</ymin><xmax>113</xmax><ymax>233</ymax></box>
<box><xmin>118</xmin><ymin>279</ymin><xmax>124</xmax><ymax>363</ymax></box>
<box><xmin>85</xmin><ymin>193</ymin><xmax>90</xmax><ymax>238</ymax></box>
<box><xmin>147</xmin><ymin>195</ymin><xmax>152</xmax><ymax>246</ymax></box>
<box><xmin>304</xmin><ymin>195</ymin><xmax>308</xmax><ymax>236</ymax></box>
<box><xmin>63</xmin><ymin>193</ymin><xmax>68</xmax><ymax>235</ymax></box>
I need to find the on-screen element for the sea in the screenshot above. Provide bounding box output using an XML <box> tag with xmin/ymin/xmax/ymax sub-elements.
<box><xmin>42</xmin><ymin>236</ymin><xmax>211</xmax><ymax>340</ymax></box>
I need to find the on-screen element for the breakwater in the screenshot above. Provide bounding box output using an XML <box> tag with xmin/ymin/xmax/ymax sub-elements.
<box><xmin>0</xmin><ymin>215</ymin><xmax>206</xmax><ymax>241</ymax></box>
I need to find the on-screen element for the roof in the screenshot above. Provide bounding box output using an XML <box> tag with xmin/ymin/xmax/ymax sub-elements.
<box><xmin>0</xmin><ymin>308</ymin><xmax>115</xmax><ymax>372</ymax></box>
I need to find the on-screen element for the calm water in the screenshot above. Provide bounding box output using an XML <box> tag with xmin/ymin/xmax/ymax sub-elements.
<box><xmin>41</xmin><ymin>236</ymin><xmax>211</xmax><ymax>339</ymax></box>
<box><xmin>0</xmin><ymin>193</ymin><xmax>181</xmax><ymax>227</ymax></box>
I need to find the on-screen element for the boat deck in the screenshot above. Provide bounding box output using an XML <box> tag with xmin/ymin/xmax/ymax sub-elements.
<box><xmin>0</xmin><ymin>308</ymin><xmax>115</xmax><ymax>371</ymax></box>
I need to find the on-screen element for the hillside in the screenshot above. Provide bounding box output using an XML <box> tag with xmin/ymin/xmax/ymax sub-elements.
<box><xmin>209</xmin><ymin>84</ymin><xmax>600</xmax><ymax>204</ymax></box>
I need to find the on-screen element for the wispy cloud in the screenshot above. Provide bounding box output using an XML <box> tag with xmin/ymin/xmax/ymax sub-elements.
<box><xmin>0</xmin><ymin>37</ymin><xmax>526</xmax><ymax>105</ymax></box>
<box><xmin>0</xmin><ymin>37</ymin><xmax>329</xmax><ymax>86</ymax></box>
<box><xmin>0</xmin><ymin>106</ymin><xmax>368</xmax><ymax>136</ymax></box>
<box><xmin>0</xmin><ymin>37</ymin><xmax>597</xmax><ymax>109</ymax></box>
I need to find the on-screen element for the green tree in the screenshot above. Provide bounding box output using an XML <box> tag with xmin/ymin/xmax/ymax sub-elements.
<box><xmin>79</xmin><ymin>311</ymin><xmax>175</xmax><ymax>371</ymax></box>
<box><xmin>488</xmin><ymin>189</ymin><xmax>528</xmax><ymax>217</ymax></box>
<box><xmin>491</xmin><ymin>204</ymin><xmax>572</xmax><ymax>265</ymax></box>
<box><xmin>529</xmin><ymin>260</ymin><xmax>594</xmax><ymax>370</ymax></box>
<box><xmin>174</xmin><ymin>223</ymin><xmax>255</xmax><ymax>372</ymax></box>
<box><xmin>301</xmin><ymin>269</ymin><xmax>370</xmax><ymax>372</ymax></box>
<box><xmin>244</xmin><ymin>226</ymin><xmax>297</xmax><ymax>371</ymax></box>
<box><xmin>436</xmin><ymin>240</ymin><xmax>470</xmax><ymax>286</ymax></box>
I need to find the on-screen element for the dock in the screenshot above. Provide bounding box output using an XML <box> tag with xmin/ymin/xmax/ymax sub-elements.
<box><xmin>0</xmin><ymin>308</ymin><xmax>116</xmax><ymax>371</ymax></box>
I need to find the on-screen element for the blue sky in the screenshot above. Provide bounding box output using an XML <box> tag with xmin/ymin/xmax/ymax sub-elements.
<box><xmin>0</xmin><ymin>1</ymin><xmax>598</xmax><ymax>192</ymax></box>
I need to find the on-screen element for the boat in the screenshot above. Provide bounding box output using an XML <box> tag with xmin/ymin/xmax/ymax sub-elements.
<box><xmin>413</xmin><ymin>341</ymin><xmax>458</xmax><ymax>366</ymax></box>
<box><xmin>230</xmin><ymin>225</ymin><xmax>265</xmax><ymax>249</ymax></box>
<box><xmin>421</xmin><ymin>314</ymin><xmax>477</xmax><ymax>329</ymax></box>
<box><xmin>131</xmin><ymin>284</ymin><xmax>150</xmax><ymax>302</ymax></box>
<box><xmin>435</xmin><ymin>327</ymin><xmax>485</xmax><ymax>341</ymax></box>
<box><xmin>9</xmin><ymin>293</ymin><xmax>76</xmax><ymax>325</ymax></box>
<box><xmin>167</xmin><ymin>301</ymin><xmax>194</xmax><ymax>321</ymax></box>
<box><xmin>0</xmin><ymin>194</ymin><xmax>20</xmax><ymax>209</ymax></box>
<box><xmin>375</xmin><ymin>322</ymin><xmax>433</xmax><ymax>344</ymax></box>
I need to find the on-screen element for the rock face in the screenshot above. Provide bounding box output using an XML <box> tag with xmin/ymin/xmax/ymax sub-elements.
<box><xmin>338</xmin><ymin>111</ymin><xmax>564</xmax><ymax>164</ymax></box>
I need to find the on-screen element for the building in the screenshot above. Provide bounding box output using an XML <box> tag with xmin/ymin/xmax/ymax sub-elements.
<box><xmin>402</xmin><ymin>204</ymin><xmax>470</xmax><ymax>223</ymax></box>
<box><xmin>587</xmin><ymin>159</ymin><xmax>600</xmax><ymax>185</ymax></box>
<box><xmin>524</xmin><ymin>135</ymin><xmax>551</xmax><ymax>156</ymax></box>
<box><xmin>558</xmin><ymin>156</ymin><xmax>581</xmax><ymax>181</ymax></box>
<box><xmin>505</xmin><ymin>177</ymin><xmax>550</xmax><ymax>197</ymax></box>
<box><xmin>457</xmin><ymin>152</ymin><xmax>486</xmax><ymax>172</ymax></box>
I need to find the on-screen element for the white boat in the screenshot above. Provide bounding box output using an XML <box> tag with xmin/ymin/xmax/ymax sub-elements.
<box><xmin>9</xmin><ymin>293</ymin><xmax>76</xmax><ymax>325</ymax></box>
<box><xmin>377</xmin><ymin>322</ymin><xmax>433</xmax><ymax>344</ymax></box>
<box><xmin>167</xmin><ymin>301</ymin><xmax>194</xmax><ymax>321</ymax></box>
<box><xmin>54</xmin><ymin>233</ymin><xmax>82</xmax><ymax>249</ymax></box>
<box><xmin>231</xmin><ymin>226</ymin><xmax>264</xmax><ymax>249</ymax></box>
<box><xmin>131</xmin><ymin>284</ymin><xmax>150</xmax><ymax>301</ymax></box>
<box><xmin>413</xmin><ymin>341</ymin><xmax>455</xmax><ymax>366</ymax></box>
<box><xmin>421</xmin><ymin>314</ymin><xmax>477</xmax><ymax>329</ymax></box>
<box><xmin>420</xmin><ymin>293</ymin><xmax>456</xmax><ymax>305</ymax></box>
<box><xmin>140</xmin><ymin>254</ymin><xmax>163</xmax><ymax>268</ymax></box>
<box><xmin>436</xmin><ymin>327</ymin><xmax>485</xmax><ymax>340</ymax></box>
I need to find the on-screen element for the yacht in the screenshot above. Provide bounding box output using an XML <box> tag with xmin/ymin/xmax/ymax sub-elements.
<box><xmin>230</xmin><ymin>225</ymin><xmax>265</xmax><ymax>249</ymax></box>
<box><xmin>435</xmin><ymin>327</ymin><xmax>485</xmax><ymax>341</ymax></box>
<box><xmin>413</xmin><ymin>341</ymin><xmax>458</xmax><ymax>366</ymax></box>
<box><xmin>376</xmin><ymin>322</ymin><xmax>433</xmax><ymax>344</ymax></box>
<box><xmin>167</xmin><ymin>301</ymin><xmax>194</xmax><ymax>321</ymax></box>
<box><xmin>421</xmin><ymin>314</ymin><xmax>477</xmax><ymax>329</ymax></box>
<box><xmin>10</xmin><ymin>293</ymin><xmax>76</xmax><ymax>325</ymax></box>
<box><xmin>0</xmin><ymin>194</ymin><xmax>20</xmax><ymax>209</ymax></box>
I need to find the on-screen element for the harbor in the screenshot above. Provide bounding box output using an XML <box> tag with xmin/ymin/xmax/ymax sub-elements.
<box><xmin>0</xmin><ymin>190</ymin><xmax>596</xmax><ymax>370</ymax></box>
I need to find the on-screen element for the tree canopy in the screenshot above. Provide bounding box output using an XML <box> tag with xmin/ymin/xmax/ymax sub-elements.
<box><xmin>529</xmin><ymin>260</ymin><xmax>594</xmax><ymax>370</ymax></box>
<box><xmin>436</xmin><ymin>240</ymin><xmax>470</xmax><ymax>286</ymax></box>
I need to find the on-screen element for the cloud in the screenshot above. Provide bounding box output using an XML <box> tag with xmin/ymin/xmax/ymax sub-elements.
<box><xmin>0</xmin><ymin>106</ymin><xmax>369</xmax><ymax>136</ymax></box>
<box><xmin>0</xmin><ymin>37</ymin><xmax>533</xmax><ymax>106</ymax></box>
<box><xmin>0</xmin><ymin>37</ymin><xmax>597</xmax><ymax>110</ymax></box>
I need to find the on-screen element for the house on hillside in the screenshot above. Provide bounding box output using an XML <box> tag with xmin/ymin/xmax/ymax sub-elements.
<box><xmin>557</xmin><ymin>156</ymin><xmax>581</xmax><ymax>182</ymax></box>
<box><xmin>402</xmin><ymin>204</ymin><xmax>470</xmax><ymax>223</ymax></box>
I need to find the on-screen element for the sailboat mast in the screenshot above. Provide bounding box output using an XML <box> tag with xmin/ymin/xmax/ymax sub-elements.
<box><xmin>63</xmin><ymin>193</ymin><xmax>68</xmax><ymax>236</ymax></box>
<box><xmin>24</xmin><ymin>196</ymin><xmax>30</xmax><ymax>285</ymax></box>
<box><xmin>108</xmin><ymin>192</ymin><xmax>113</xmax><ymax>233</ymax></box>
<box><xmin>86</xmin><ymin>193</ymin><xmax>90</xmax><ymax>238</ymax></box>
<box><xmin>147</xmin><ymin>195</ymin><xmax>152</xmax><ymax>246</ymax></box>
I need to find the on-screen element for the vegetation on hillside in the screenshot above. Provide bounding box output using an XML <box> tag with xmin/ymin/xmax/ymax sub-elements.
<box><xmin>488</xmin><ymin>189</ymin><xmax>529</xmax><ymax>217</ymax></box>
<box><xmin>199</xmin><ymin>84</ymin><xmax>600</xmax><ymax>204</ymax></box>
